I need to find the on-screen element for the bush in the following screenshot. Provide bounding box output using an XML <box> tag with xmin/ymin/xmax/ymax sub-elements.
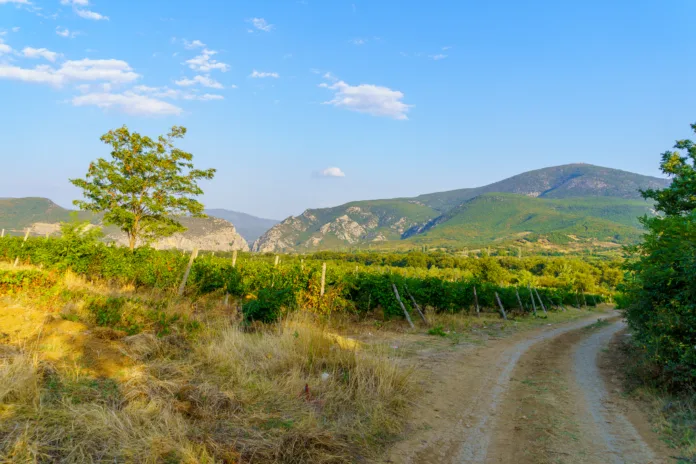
<box><xmin>242</xmin><ymin>287</ymin><xmax>296</xmax><ymax>324</ymax></box>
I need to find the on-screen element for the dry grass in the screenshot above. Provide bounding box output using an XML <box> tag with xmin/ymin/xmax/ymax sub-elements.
<box><xmin>0</xmin><ymin>270</ymin><xmax>416</xmax><ymax>463</ymax></box>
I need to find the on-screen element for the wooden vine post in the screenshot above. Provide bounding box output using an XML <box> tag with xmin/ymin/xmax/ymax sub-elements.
<box><xmin>495</xmin><ymin>292</ymin><xmax>507</xmax><ymax>320</ymax></box>
<box><xmin>232</xmin><ymin>250</ymin><xmax>238</xmax><ymax>267</ymax></box>
<box><xmin>473</xmin><ymin>286</ymin><xmax>480</xmax><ymax>317</ymax></box>
<box><xmin>274</xmin><ymin>255</ymin><xmax>279</xmax><ymax>267</ymax></box>
<box><xmin>320</xmin><ymin>262</ymin><xmax>326</xmax><ymax>297</ymax></box>
<box><xmin>534</xmin><ymin>288</ymin><xmax>548</xmax><ymax>315</ymax></box>
<box><xmin>0</xmin><ymin>229</ymin><xmax>4</xmax><ymax>238</ymax></box>
<box><xmin>392</xmin><ymin>283</ymin><xmax>415</xmax><ymax>329</ymax></box>
<box><xmin>515</xmin><ymin>287</ymin><xmax>524</xmax><ymax>312</ymax></box>
<box><xmin>178</xmin><ymin>248</ymin><xmax>199</xmax><ymax>296</ymax></box>
<box><xmin>14</xmin><ymin>227</ymin><xmax>31</xmax><ymax>268</ymax></box>
<box><xmin>528</xmin><ymin>284</ymin><xmax>537</xmax><ymax>316</ymax></box>
<box><xmin>405</xmin><ymin>284</ymin><xmax>428</xmax><ymax>325</ymax></box>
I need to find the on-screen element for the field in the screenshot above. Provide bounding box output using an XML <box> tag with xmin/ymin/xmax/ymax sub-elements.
<box><xmin>0</xmin><ymin>231</ymin><xmax>614</xmax><ymax>462</ymax></box>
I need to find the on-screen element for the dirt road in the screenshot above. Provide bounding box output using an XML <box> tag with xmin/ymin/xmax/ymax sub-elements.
<box><xmin>383</xmin><ymin>315</ymin><xmax>670</xmax><ymax>464</ymax></box>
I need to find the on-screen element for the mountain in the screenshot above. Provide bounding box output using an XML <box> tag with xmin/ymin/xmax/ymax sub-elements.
<box><xmin>204</xmin><ymin>209</ymin><xmax>279</xmax><ymax>244</ymax></box>
<box><xmin>0</xmin><ymin>198</ymin><xmax>249</xmax><ymax>251</ymax></box>
<box><xmin>405</xmin><ymin>194</ymin><xmax>651</xmax><ymax>247</ymax></box>
<box><xmin>253</xmin><ymin>164</ymin><xmax>669</xmax><ymax>252</ymax></box>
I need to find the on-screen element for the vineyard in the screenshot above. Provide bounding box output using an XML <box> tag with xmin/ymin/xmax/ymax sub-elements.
<box><xmin>0</xmin><ymin>230</ymin><xmax>612</xmax><ymax>327</ymax></box>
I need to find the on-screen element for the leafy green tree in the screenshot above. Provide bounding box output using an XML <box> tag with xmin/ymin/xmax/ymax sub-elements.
<box><xmin>625</xmin><ymin>122</ymin><xmax>696</xmax><ymax>387</ymax></box>
<box><xmin>642</xmin><ymin>125</ymin><xmax>696</xmax><ymax>215</ymax></box>
<box><xmin>70</xmin><ymin>126</ymin><xmax>215</xmax><ymax>250</ymax></box>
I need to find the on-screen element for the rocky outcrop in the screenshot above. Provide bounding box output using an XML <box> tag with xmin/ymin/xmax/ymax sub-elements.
<box><xmin>29</xmin><ymin>217</ymin><xmax>249</xmax><ymax>252</ymax></box>
<box><xmin>106</xmin><ymin>217</ymin><xmax>249</xmax><ymax>252</ymax></box>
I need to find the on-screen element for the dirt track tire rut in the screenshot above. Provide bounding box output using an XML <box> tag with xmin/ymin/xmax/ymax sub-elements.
<box><xmin>384</xmin><ymin>315</ymin><xmax>668</xmax><ymax>464</ymax></box>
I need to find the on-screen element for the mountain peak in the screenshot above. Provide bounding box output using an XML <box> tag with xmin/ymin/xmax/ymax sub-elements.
<box><xmin>253</xmin><ymin>164</ymin><xmax>669</xmax><ymax>252</ymax></box>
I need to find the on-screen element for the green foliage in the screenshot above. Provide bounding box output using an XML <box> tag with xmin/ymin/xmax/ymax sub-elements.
<box><xmin>625</xmin><ymin>122</ymin><xmax>696</xmax><ymax>388</ymax></box>
<box><xmin>0</xmin><ymin>269</ymin><xmax>57</xmax><ymax>294</ymax></box>
<box><xmin>242</xmin><ymin>287</ymin><xmax>296</xmax><ymax>323</ymax></box>
<box><xmin>427</xmin><ymin>325</ymin><xmax>447</xmax><ymax>337</ymax></box>
<box><xmin>0</xmin><ymin>235</ymin><xmax>608</xmax><ymax>324</ymax></box>
<box><xmin>70</xmin><ymin>125</ymin><xmax>216</xmax><ymax>250</ymax></box>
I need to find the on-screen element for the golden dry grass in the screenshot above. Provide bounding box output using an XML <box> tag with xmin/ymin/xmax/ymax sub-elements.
<box><xmin>0</xmin><ymin>271</ymin><xmax>416</xmax><ymax>463</ymax></box>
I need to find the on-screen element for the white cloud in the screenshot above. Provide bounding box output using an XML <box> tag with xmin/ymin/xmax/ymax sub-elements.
<box><xmin>22</xmin><ymin>47</ymin><xmax>60</xmax><ymax>62</ymax></box>
<box><xmin>72</xmin><ymin>91</ymin><xmax>183</xmax><ymax>116</ymax></box>
<box><xmin>183</xmin><ymin>39</ymin><xmax>205</xmax><ymax>49</ymax></box>
<box><xmin>320</xmin><ymin>79</ymin><xmax>411</xmax><ymax>120</ymax></box>
<box><xmin>175</xmin><ymin>74</ymin><xmax>223</xmax><ymax>89</ymax></box>
<box><xmin>0</xmin><ymin>39</ymin><xmax>12</xmax><ymax>55</ymax></box>
<box><xmin>75</xmin><ymin>8</ymin><xmax>108</xmax><ymax>20</ymax></box>
<box><xmin>320</xmin><ymin>167</ymin><xmax>346</xmax><ymax>178</ymax></box>
<box><xmin>249</xmin><ymin>70</ymin><xmax>278</xmax><ymax>78</ymax></box>
<box><xmin>0</xmin><ymin>0</ymin><xmax>30</xmax><ymax>4</ymax></box>
<box><xmin>58</xmin><ymin>59</ymin><xmax>138</xmax><ymax>83</ymax></box>
<box><xmin>11</xmin><ymin>27</ymin><xmax>20</xmax><ymax>32</ymax></box>
<box><xmin>60</xmin><ymin>0</ymin><xmax>89</xmax><ymax>5</ymax></box>
<box><xmin>350</xmin><ymin>38</ymin><xmax>366</xmax><ymax>45</ymax></box>
<box><xmin>0</xmin><ymin>58</ymin><xmax>139</xmax><ymax>87</ymax></box>
<box><xmin>186</xmin><ymin>93</ymin><xmax>223</xmax><ymax>101</ymax></box>
<box><xmin>0</xmin><ymin>64</ymin><xmax>63</xmax><ymax>85</ymax></box>
<box><xmin>185</xmin><ymin>49</ymin><xmax>229</xmax><ymax>72</ymax></box>
<box><xmin>247</xmin><ymin>17</ymin><xmax>273</xmax><ymax>32</ymax></box>
<box><xmin>442</xmin><ymin>46</ymin><xmax>452</xmax><ymax>51</ymax></box>
<box><xmin>56</xmin><ymin>26</ymin><xmax>79</xmax><ymax>38</ymax></box>
<box><xmin>430</xmin><ymin>54</ymin><xmax>447</xmax><ymax>60</ymax></box>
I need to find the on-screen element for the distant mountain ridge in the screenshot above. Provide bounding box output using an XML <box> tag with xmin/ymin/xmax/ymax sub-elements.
<box><xmin>204</xmin><ymin>209</ymin><xmax>279</xmax><ymax>244</ymax></box>
<box><xmin>253</xmin><ymin>164</ymin><xmax>669</xmax><ymax>252</ymax></box>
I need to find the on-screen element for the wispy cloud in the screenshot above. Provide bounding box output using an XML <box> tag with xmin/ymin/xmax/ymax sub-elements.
<box><xmin>75</xmin><ymin>8</ymin><xmax>108</xmax><ymax>20</ymax></box>
<box><xmin>0</xmin><ymin>58</ymin><xmax>139</xmax><ymax>87</ymax></box>
<box><xmin>319</xmin><ymin>76</ymin><xmax>411</xmax><ymax>120</ymax></box>
<box><xmin>22</xmin><ymin>47</ymin><xmax>60</xmax><ymax>62</ymax></box>
<box><xmin>247</xmin><ymin>17</ymin><xmax>273</xmax><ymax>32</ymax></box>
<box><xmin>319</xmin><ymin>167</ymin><xmax>346</xmax><ymax>178</ymax></box>
<box><xmin>11</xmin><ymin>26</ymin><xmax>20</xmax><ymax>32</ymax></box>
<box><xmin>249</xmin><ymin>70</ymin><xmax>278</xmax><ymax>78</ymax></box>
<box><xmin>183</xmin><ymin>39</ymin><xmax>205</xmax><ymax>49</ymax></box>
<box><xmin>350</xmin><ymin>38</ymin><xmax>367</xmax><ymax>45</ymax></box>
<box><xmin>430</xmin><ymin>54</ymin><xmax>447</xmax><ymax>60</ymax></box>
<box><xmin>175</xmin><ymin>74</ymin><xmax>223</xmax><ymax>89</ymax></box>
<box><xmin>185</xmin><ymin>49</ymin><xmax>229</xmax><ymax>72</ymax></box>
<box><xmin>60</xmin><ymin>0</ymin><xmax>89</xmax><ymax>5</ymax></box>
<box><xmin>72</xmin><ymin>91</ymin><xmax>182</xmax><ymax>116</ymax></box>
<box><xmin>0</xmin><ymin>0</ymin><xmax>31</xmax><ymax>4</ymax></box>
<box><xmin>56</xmin><ymin>26</ymin><xmax>79</xmax><ymax>38</ymax></box>
<box><xmin>0</xmin><ymin>40</ymin><xmax>13</xmax><ymax>55</ymax></box>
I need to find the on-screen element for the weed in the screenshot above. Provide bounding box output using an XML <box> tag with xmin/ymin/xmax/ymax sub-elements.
<box><xmin>427</xmin><ymin>325</ymin><xmax>447</xmax><ymax>337</ymax></box>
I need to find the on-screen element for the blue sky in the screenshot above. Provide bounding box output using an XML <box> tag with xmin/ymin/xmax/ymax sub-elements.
<box><xmin>0</xmin><ymin>0</ymin><xmax>694</xmax><ymax>219</ymax></box>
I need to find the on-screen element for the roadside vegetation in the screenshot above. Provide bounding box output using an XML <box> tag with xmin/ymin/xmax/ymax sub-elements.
<box><xmin>619</xmin><ymin>121</ymin><xmax>696</xmax><ymax>461</ymax></box>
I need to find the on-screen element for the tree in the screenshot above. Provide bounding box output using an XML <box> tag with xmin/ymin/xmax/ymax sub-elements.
<box><xmin>641</xmin><ymin>123</ymin><xmax>696</xmax><ymax>215</ymax></box>
<box><xmin>70</xmin><ymin>125</ymin><xmax>215</xmax><ymax>250</ymax></box>
<box><xmin>624</xmin><ymin>122</ymin><xmax>696</xmax><ymax>387</ymax></box>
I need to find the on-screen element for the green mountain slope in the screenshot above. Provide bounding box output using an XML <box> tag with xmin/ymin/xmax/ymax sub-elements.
<box><xmin>0</xmin><ymin>198</ymin><xmax>88</xmax><ymax>233</ymax></box>
<box><xmin>413</xmin><ymin>163</ymin><xmax>669</xmax><ymax>212</ymax></box>
<box><xmin>253</xmin><ymin>164</ymin><xmax>667</xmax><ymax>252</ymax></box>
<box><xmin>405</xmin><ymin>193</ymin><xmax>653</xmax><ymax>247</ymax></box>
<box><xmin>253</xmin><ymin>199</ymin><xmax>437</xmax><ymax>252</ymax></box>
<box><xmin>205</xmin><ymin>209</ymin><xmax>279</xmax><ymax>244</ymax></box>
